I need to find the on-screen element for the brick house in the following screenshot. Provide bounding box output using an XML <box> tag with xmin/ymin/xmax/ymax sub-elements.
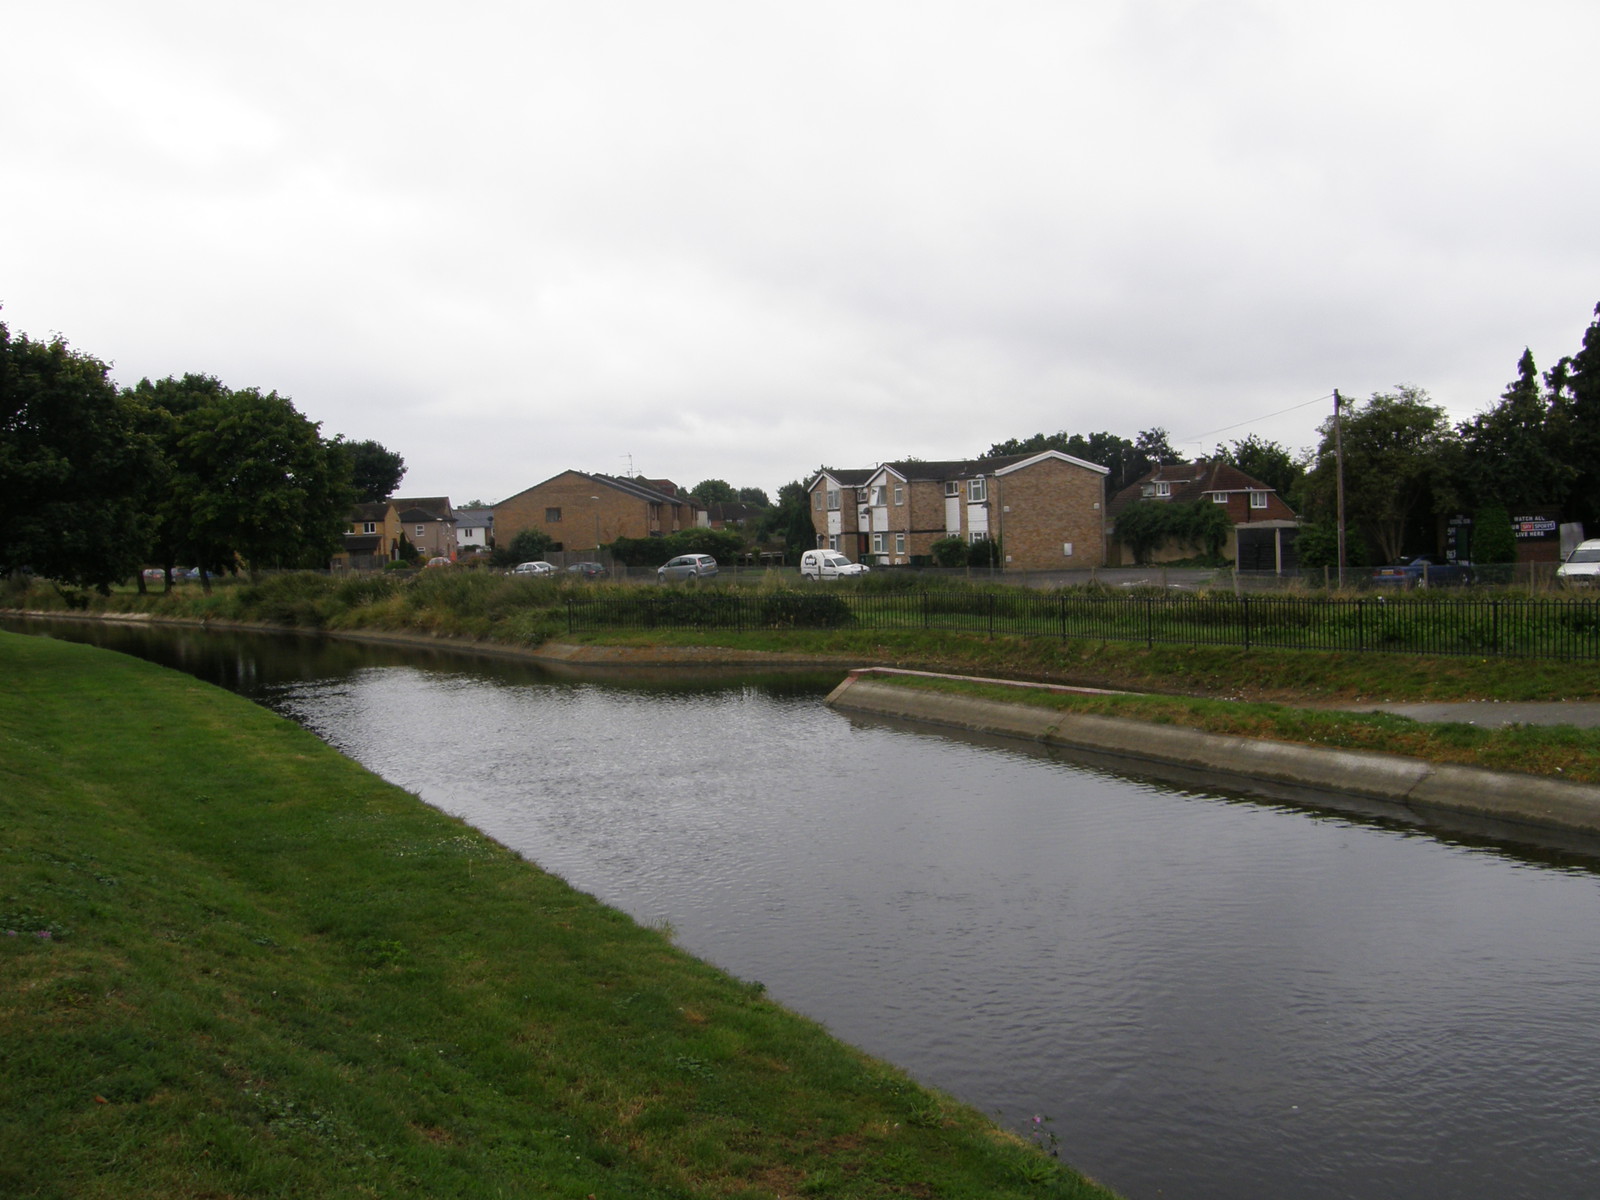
<box><xmin>331</xmin><ymin>500</ymin><xmax>402</xmax><ymax>570</ymax></box>
<box><xmin>391</xmin><ymin>496</ymin><xmax>458</xmax><ymax>562</ymax></box>
<box><xmin>806</xmin><ymin>469</ymin><xmax>877</xmax><ymax>554</ymax></box>
<box><xmin>809</xmin><ymin>452</ymin><xmax>1109</xmax><ymax>569</ymax></box>
<box><xmin>1106</xmin><ymin>462</ymin><xmax>1299</xmax><ymax>570</ymax></box>
<box><xmin>494</xmin><ymin>471</ymin><xmax>701</xmax><ymax>552</ymax></box>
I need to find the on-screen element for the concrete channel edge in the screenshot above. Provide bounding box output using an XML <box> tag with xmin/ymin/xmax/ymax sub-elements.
<box><xmin>825</xmin><ymin>670</ymin><xmax>1600</xmax><ymax>839</ymax></box>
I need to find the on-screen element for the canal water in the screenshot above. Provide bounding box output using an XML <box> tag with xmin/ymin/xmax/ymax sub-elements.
<box><xmin>13</xmin><ymin>618</ymin><xmax>1600</xmax><ymax>1200</ymax></box>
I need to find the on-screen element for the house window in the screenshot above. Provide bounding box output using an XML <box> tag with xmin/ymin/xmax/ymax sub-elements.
<box><xmin>872</xmin><ymin>532</ymin><xmax>885</xmax><ymax>553</ymax></box>
<box><xmin>894</xmin><ymin>532</ymin><xmax>906</xmax><ymax>554</ymax></box>
<box><xmin>870</xmin><ymin>485</ymin><xmax>887</xmax><ymax>506</ymax></box>
<box><xmin>1251</xmin><ymin>491</ymin><xmax>1269</xmax><ymax>509</ymax></box>
<box><xmin>944</xmin><ymin>481</ymin><xmax>959</xmax><ymax>497</ymax></box>
<box><xmin>858</xmin><ymin>488</ymin><xmax>869</xmax><ymax>503</ymax></box>
<box><xmin>813</xmin><ymin>491</ymin><xmax>823</xmax><ymax>510</ymax></box>
<box><xmin>827</xmin><ymin>489</ymin><xmax>840</xmax><ymax>511</ymax></box>
<box><xmin>546</xmin><ymin>507</ymin><xmax>562</xmax><ymax>522</ymax></box>
<box><xmin>415</xmin><ymin>525</ymin><xmax>426</xmax><ymax>539</ymax></box>
<box><xmin>968</xmin><ymin>478</ymin><xmax>987</xmax><ymax>503</ymax></box>
<box><xmin>362</xmin><ymin>522</ymin><xmax>376</xmax><ymax>534</ymax></box>
<box><xmin>1213</xmin><ymin>492</ymin><xmax>1229</xmax><ymax>504</ymax></box>
<box><xmin>968</xmin><ymin>530</ymin><xmax>987</xmax><ymax>544</ymax></box>
<box><xmin>828</xmin><ymin>534</ymin><xmax>839</xmax><ymax>551</ymax></box>
<box><xmin>893</xmin><ymin>484</ymin><xmax>904</xmax><ymax>505</ymax></box>
<box><xmin>1155</xmin><ymin>481</ymin><xmax>1171</xmax><ymax>497</ymax></box>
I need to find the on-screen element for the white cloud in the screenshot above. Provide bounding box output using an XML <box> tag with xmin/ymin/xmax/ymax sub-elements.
<box><xmin>4</xmin><ymin>0</ymin><xmax>1598</xmax><ymax>501</ymax></box>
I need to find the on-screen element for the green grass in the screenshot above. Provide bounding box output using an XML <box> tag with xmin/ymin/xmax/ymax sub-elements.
<box><xmin>0</xmin><ymin>630</ymin><xmax>1113</xmax><ymax>1199</ymax></box>
<box><xmin>868</xmin><ymin>672</ymin><xmax>1600</xmax><ymax>783</ymax></box>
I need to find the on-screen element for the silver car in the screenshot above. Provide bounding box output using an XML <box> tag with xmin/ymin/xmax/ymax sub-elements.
<box><xmin>657</xmin><ymin>553</ymin><xmax>718</xmax><ymax>582</ymax></box>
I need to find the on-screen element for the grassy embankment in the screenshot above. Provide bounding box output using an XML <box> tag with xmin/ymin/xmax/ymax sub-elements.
<box><xmin>12</xmin><ymin>569</ymin><xmax>1600</xmax><ymax>780</ymax></box>
<box><xmin>0</xmin><ymin>629</ymin><xmax>1110</xmax><ymax>1199</ymax></box>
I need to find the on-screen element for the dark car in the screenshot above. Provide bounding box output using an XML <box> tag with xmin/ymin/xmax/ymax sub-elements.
<box><xmin>1368</xmin><ymin>555</ymin><xmax>1473</xmax><ymax>588</ymax></box>
<box><xmin>566</xmin><ymin>561</ymin><xmax>609</xmax><ymax>580</ymax></box>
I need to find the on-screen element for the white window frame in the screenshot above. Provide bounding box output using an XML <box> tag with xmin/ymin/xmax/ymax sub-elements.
<box><xmin>893</xmin><ymin>483</ymin><xmax>904</xmax><ymax>505</ymax></box>
<box><xmin>894</xmin><ymin>532</ymin><xmax>906</xmax><ymax>554</ymax></box>
<box><xmin>870</xmin><ymin>485</ymin><xmax>887</xmax><ymax>506</ymax></box>
<box><xmin>1250</xmin><ymin>491</ymin><xmax>1269</xmax><ymax>509</ymax></box>
<box><xmin>828</xmin><ymin>534</ymin><xmax>839</xmax><ymax>551</ymax></box>
<box><xmin>827</xmin><ymin>489</ymin><xmax>840</xmax><ymax>511</ymax></box>
<box><xmin>415</xmin><ymin>525</ymin><xmax>426</xmax><ymax>538</ymax></box>
<box><xmin>968</xmin><ymin>530</ymin><xmax>988</xmax><ymax>545</ymax></box>
<box><xmin>944</xmin><ymin>481</ymin><xmax>959</xmax><ymax>497</ymax></box>
<box><xmin>1212</xmin><ymin>492</ymin><xmax>1229</xmax><ymax>504</ymax></box>
<box><xmin>813</xmin><ymin>490</ymin><xmax>823</xmax><ymax>510</ymax></box>
<box><xmin>968</xmin><ymin>478</ymin><xmax>987</xmax><ymax>503</ymax></box>
<box><xmin>362</xmin><ymin>521</ymin><xmax>376</xmax><ymax>534</ymax></box>
<box><xmin>871</xmin><ymin>532</ymin><xmax>886</xmax><ymax>553</ymax></box>
<box><xmin>1155</xmin><ymin>481</ymin><xmax>1171</xmax><ymax>497</ymax></box>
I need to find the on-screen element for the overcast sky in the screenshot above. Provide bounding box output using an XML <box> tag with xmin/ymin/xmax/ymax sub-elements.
<box><xmin>6</xmin><ymin>1</ymin><xmax>1597</xmax><ymax>503</ymax></box>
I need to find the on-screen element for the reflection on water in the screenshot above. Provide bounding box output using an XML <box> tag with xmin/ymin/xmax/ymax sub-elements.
<box><xmin>10</xmin><ymin>617</ymin><xmax>1600</xmax><ymax>1200</ymax></box>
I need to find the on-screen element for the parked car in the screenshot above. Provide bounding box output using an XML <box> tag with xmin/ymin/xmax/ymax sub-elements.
<box><xmin>424</xmin><ymin>556</ymin><xmax>452</xmax><ymax>568</ymax></box>
<box><xmin>799</xmin><ymin>549</ymin><xmax>869</xmax><ymax>579</ymax></box>
<box><xmin>512</xmin><ymin>560</ymin><xmax>557</xmax><ymax>576</ymax></box>
<box><xmin>1557</xmin><ymin>540</ymin><xmax>1600</xmax><ymax>586</ymax></box>
<box><xmin>1368</xmin><ymin>555</ymin><xmax>1473</xmax><ymax>588</ymax></box>
<box><xmin>566</xmin><ymin>561</ymin><xmax>609</xmax><ymax>580</ymax></box>
<box><xmin>657</xmin><ymin>553</ymin><xmax>718</xmax><ymax>582</ymax></box>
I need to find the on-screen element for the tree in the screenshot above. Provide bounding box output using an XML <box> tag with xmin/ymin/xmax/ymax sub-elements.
<box><xmin>984</xmin><ymin>428</ymin><xmax>1179</xmax><ymax>494</ymax></box>
<box><xmin>689</xmin><ymin>479</ymin><xmax>736</xmax><ymax>506</ymax></box>
<box><xmin>736</xmin><ymin>486</ymin><xmax>771</xmax><ymax>508</ymax></box>
<box><xmin>1547</xmin><ymin>302</ymin><xmax>1600</xmax><ymax>529</ymax></box>
<box><xmin>758</xmin><ymin>481</ymin><xmax>818</xmax><ymax>562</ymax></box>
<box><xmin>0</xmin><ymin>322</ymin><xmax>153</xmax><ymax>592</ymax></box>
<box><xmin>491</xmin><ymin>528</ymin><xmax>556</xmax><ymax>567</ymax></box>
<box><xmin>167</xmin><ymin>385</ymin><xmax>353</xmax><ymax>583</ymax></box>
<box><xmin>1456</xmin><ymin>349</ymin><xmax>1570</xmax><ymax>514</ymax></box>
<box><xmin>332</xmin><ymin>437</ymin><xmax>406</xmax><ymax>502</ymax></box>
<box><xmin>1302</xmin><ymin>386</ymin><xmax>1456</xmax><ymax>565</ymax></box>
<box><xmin>1472</xmin><ymin>503</ymin><xmax>1517</xmax><ymax>566</ymax></box>
<box><xmin>930</xmin><ymin>536</ymin><xmax>969</xmax><ymax>567</ymax></box>
<box><xmin>1209</xmin><ymin>434</ymin><xmax>1305</xmax><ymax>499</ymax></box>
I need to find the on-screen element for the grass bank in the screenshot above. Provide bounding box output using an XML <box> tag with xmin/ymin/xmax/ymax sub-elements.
<box><xmin>0</xmin><ymin>631</ymin><xmax>1111</xmax><ymax>1199</ymax></box>
<box><xmin>861</xmin><ymin>671</ymin><xmax>1600</xmax><ymax>785</ymax></box>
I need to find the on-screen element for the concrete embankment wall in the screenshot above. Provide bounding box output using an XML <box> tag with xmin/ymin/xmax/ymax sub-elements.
<box><xmin>826</xmin><ymin>671</ymin><xmax>1600</xmax><ymax>841</ymax></box>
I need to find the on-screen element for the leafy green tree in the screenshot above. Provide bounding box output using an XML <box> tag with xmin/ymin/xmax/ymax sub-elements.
<box><xmin>0</xmin><ymin>322</ymin><xmax>153</xmax><ymax>592</ymax></box>
<box><xmin>758</xmin><ymin>481</ymin><xmax>818</xmax><ymax>562</ymax></box>
<box><xmin>689</xmin><ymin>479</ymin><xmax>736</xmax><ymax>506</ymax></box>
<box><xmin>168</xmin><ymin>385</ymin><xmax>353</xmax><ymax>583</ymax></box>
<box><xmin>1302</xmin><ymin>386</ymin><xmax>1456</xmax><ymax>565</ymax></box>
<box><xmin>1472</xmin><ymin>503</ymin><xmax>1517</xmax><ymax>565</ymax></box>
<box><xmin>968</xmin><ymin>537</ymin><xmax>1002</xmax><ymax>568</ymax></box>
<box><xmin>490</xmin><ymin>528</ymin><xmax>556</xmax><ymax>567</ymax></box>
<box><xmin>1456</xmin><ymin>349</ymin><xmax>1570</xmax><ymax>513</ymax></box>
<box><xmin>985</xmin><ymin>428</ymin><xmax>1178</xmax><ymax>494</ymax></box>
<box><xmin>736</xmin><ymin>486</ymin><xmax>771</xmax><ymax>507</ymax></box>
<box><xmin>124</xmin><ymin>374</ymin><xmax>232</xmax><ymax>585</ymax></box>
<box><xmin>332</xmin><ymin>438</ymin><xmax>407</xmax><ymax>502</ymax></box>
<box><xmin>930</xmin><ymin>536</ymin><xmax>969</xmax><ymax>567</ymax></box>
<box><xmin>1210</xmin><ymin>434</ymin><xmax>1305</xmax><ymax>499</ymax></box>
<box><xmin>1546</xmin><ymin>303</ymin><xmax>1600</xmax><ymax>530</ymax></box>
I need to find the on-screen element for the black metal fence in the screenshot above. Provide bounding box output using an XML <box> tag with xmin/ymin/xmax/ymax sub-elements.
<box><xmin>566</xmin><ymin>590</ymin><xmax>1600</xmax><ymax>662</ymax></box>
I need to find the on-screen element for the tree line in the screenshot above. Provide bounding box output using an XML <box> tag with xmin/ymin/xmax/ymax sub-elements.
<box><xmin>1</xmin><ymin>318</ymin><xmax>402</xmax><ymax>594</ymax></box>
<box><xmin>982</xmin><ymin>301</ymin><xmax>1600</xmax><ymax>567</ymax></box>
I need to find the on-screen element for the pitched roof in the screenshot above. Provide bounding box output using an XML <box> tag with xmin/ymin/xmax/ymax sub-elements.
<box><xmin>1106</xmin><ymin>460</ymin><xmax>1282</xmax><ymax>519</ymax></box>
<box><xmin>807</xmin><ymin>468</ymin><xmax>876</xmax><ymax>489</ymax></box>
<box><xmin>389</xmin><ymin>496</ymin><xmax>454</xmax><ymax>520</ymax></box>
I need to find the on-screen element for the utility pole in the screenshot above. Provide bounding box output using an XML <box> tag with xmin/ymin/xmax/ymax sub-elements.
<box><xmin>1333</xmin><ymin>389</ymin><xmax>1347</xmax><ymax>588</ymax></box>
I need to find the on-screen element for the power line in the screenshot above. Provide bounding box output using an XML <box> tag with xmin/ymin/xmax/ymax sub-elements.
<box><xmin>1178</xmin><ymin>393</ymin><xmax>1335</xmax><ymax>445</ymax></box>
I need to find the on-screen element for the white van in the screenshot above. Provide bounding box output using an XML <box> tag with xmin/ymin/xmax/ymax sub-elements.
<box><xmin>800</xmin><ymin>549</ymin><xmax>869</xmax><ymax>580</ymax></box>
<box><xmin>1557</xmin><ymin>539</ymin><xmax>1600</xmax><ymax>585</ymax></box>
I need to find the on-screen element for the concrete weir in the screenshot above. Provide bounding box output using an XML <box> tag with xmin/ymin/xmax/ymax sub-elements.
<box><xmin>825</xmin><ymin>669</ymin><xmax>1600</xmax><ymax>841</ymax></box>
